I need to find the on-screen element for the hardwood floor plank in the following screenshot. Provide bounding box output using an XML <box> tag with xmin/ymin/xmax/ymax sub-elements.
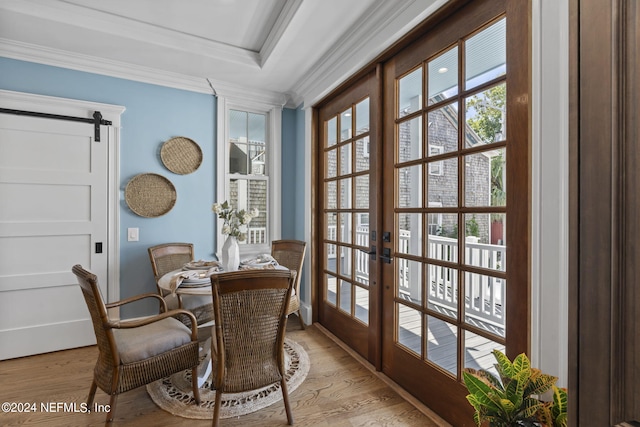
<box><xmin>0</xmin><ymin>323</ymin><xmax>450</xmax><ymax>426</ymax></box>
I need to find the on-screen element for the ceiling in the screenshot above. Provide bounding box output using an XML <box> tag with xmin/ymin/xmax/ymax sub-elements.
<box><xmin>0</xmin><ymin>0</ymin><xmax>447</xmax><ymax>106</ymax></box>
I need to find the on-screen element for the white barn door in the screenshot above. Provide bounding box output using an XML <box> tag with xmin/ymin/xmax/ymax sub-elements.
<box><xmin>0</xmin><ymin>91</ymin><xmax>123</xmax><ymax>360</ymax></box>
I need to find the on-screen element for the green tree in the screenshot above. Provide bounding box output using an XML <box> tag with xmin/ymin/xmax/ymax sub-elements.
<box><xmin>467</xmin><ymin>85</ymin><xmax>507</xmax><ymax>208</ymax></box>
<box><xmin>466</xmin><ymin>84</ymin><xmax>506</xmax><ymax>144</ymax></box>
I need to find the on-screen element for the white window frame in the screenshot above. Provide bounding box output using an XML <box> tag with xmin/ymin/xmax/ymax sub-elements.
<box><xmin>428</xmin><ymin>144</ymin><xmax>444</xmax><ymax>175</ymax></box>
<box><xmin>216</xmin><ymin>96</ymin><xmax>282</xmax><ymax>258</ymax></box>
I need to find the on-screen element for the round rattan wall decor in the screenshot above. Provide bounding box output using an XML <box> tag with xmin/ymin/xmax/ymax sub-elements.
<box><xmin>125</xmin><ymin>173</ymin><xmax>176</xmax><ymax>218</ymax></box>
<box><xmin>160</xmin><ymin>136</ymin><xmax>202</xmax><ymax>175</ymax></box>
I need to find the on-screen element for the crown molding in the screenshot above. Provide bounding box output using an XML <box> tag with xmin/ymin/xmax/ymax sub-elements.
<box><xmin>0</xmin><ymin>0</ymin><xmax>260</xmax><ymax>67</ymax></box>
<box><xmin>259</xmin><ymin>0</ymin><xmax>304</xmax><ymax>67</ymax></box>
<box><xmin>291</xmin><ymin>0</ymin><xmax>448</xmax><ymax>108</ymax></box>
<box><xmin>0</xmin><ymin>38</ymin><xmax>289</xmax><ymax>107</ymax></box>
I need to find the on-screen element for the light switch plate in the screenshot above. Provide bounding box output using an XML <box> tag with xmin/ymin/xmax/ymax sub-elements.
<box><xmin>127</xmin><ymin>227</ymin><xmax>139</xmax><ymax>242</ymax></box>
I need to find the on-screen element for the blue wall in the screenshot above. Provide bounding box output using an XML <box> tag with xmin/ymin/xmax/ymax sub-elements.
<box><xmin>0</xmin><ymin>57</ymin><xmax>301</xmax><ymax>318</ymax></box>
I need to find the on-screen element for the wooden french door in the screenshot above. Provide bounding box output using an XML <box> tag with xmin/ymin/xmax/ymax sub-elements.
<box><xmin>316</xmin><ymin>1</ymin><xmax>529</xmax><ymax>425</ymax></box>
<box><xmin>380</xmin><ymin>1</ymin><xmax>529</xmax><ymax>424</ymax></box>
<box><xmin>317</xmin><ymin>70</ymin><xmax>381</xmax><ymax>364</ymax></box>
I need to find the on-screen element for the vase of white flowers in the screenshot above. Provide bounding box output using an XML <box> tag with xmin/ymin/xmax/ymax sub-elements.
<box><xmin>212</xmin><ymin>200</ymin><xmax>259</xmax><ymax>271</ymax></box>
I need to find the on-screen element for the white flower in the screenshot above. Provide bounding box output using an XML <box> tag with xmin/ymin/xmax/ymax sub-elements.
<box><xmin>212</xmin><ymin>203</ymin><xmax>222</xmax><ymax>214</ymax></box>
<box><xmin>222</xmin><ymin>224</ymin><xmax>231</xmax><ymax>235</ymax></box>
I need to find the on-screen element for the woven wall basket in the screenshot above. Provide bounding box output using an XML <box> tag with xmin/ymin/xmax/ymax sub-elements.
<box><xmin>125</xmin><ymin>173</ymin><xmax>176</xmax><ymax>218</ymax></box>
<box><xmin>160</xmin><ymin>136</ymin><xmax>202</xmax><ymax>175</ymax></box>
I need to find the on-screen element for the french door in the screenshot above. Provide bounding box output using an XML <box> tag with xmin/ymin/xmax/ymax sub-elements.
<box><xmin>317</xmin><ymin>70</ymin><xmax>381</xmax><ymax>365</ymax></box>
<box><xmin>316</xmin><ymin>1</ymin><xmax>529</xmax><ymax>425</ymax></box>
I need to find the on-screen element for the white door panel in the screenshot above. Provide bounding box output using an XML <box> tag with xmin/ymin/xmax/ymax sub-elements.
<box><xmin>0</xmin><ymin>112</ymin><xmax>108</xmax><ymax>360</ymax></box>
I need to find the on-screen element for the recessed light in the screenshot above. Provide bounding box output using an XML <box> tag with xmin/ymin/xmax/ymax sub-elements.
<box><xmin>438</xmin><ymin>67</ymin><xmax>448</xmax><ymax>74</ymax></box>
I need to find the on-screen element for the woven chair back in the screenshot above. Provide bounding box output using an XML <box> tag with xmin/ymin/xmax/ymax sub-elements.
<box><xmin>71</xmin><ymin>264</ymin><xmax>117</xmax><ymax>366</ymax></box>
<box><xmin>148</xmin><ymin>243</ymin><xmax>194</xmax><ymax>280</ymax></box>
<box><xmin>210</xmin><ymin>269</ymin><xmax>294</xmax><ymax>393</ymax></box>
<box><xmin>271</xmin><ymin>240</ymin><xmax>306</xmax><ymax>298</ymax></box>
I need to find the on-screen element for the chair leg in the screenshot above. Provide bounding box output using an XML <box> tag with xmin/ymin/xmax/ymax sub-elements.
<box><xmin>280</xmin><ymin>378</ymin><xmax>294</xmax><ymax>425</ymax></box>
<box><xmin>297</xmin><ymin>310</ymin><xmax>306</xmax><ymax>330</ymax></box>
<box><xmin>105</xmin><ymin>393</ymin><xmax>118</xmax><ymax>426</ymax></box>
<box><xmin>191</xmin><ymin>366</ymin><xmax>201</xmax><ymax>404</ymax></box>
<box><xmin>87</xmin><ymin>379</ymin><xmax>98</xmax><ymax>407</ymax></box>
<box><xmin>212</xmin><ymin>390</ymin><xmax>222</xmax><ymax>427</ymax></box>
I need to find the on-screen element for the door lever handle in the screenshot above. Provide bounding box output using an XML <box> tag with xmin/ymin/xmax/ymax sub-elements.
<box><xmin>379</xmin><ymin>247</ymin><xmax>393</xmax><ymax>264</ymax></box>
<box><xmin>358</xmin><ymin>245</ymin><xmax>376</xmax><ymax>259</ymax></box>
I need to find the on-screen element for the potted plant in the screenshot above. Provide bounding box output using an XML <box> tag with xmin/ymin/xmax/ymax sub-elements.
<box><xmin>462</xmin><ymin>349</ymin><xmax>567</xmax><ymax>427</ymax></box>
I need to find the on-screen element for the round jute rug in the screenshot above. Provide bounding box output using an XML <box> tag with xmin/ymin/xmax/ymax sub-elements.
<box><xmin>146</xmin><ymin>338</ymin><xmax>309</xmax><ymax>419</ymax></box>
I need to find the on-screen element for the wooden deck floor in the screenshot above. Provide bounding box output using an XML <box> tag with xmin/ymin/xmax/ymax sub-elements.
<box><xmin>328</xmin><ymin>284</ymin><xmax>504</xmax><ymax>378</ymax></box>
<box><xmin>0</xmin><ymin>321</ymin><xmax>450</xmax><ymax>427</ymax></box>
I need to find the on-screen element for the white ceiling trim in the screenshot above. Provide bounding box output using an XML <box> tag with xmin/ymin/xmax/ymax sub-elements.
<box><xmin>1</xmin><ymin>0</ymin><xmax>260</xmax><ymax>67</ymax></box>
<box><xmin>292</xmin><ymin>0</ymin><xmax>448</xmax><ymax>108</ymax></box>
<box><xmin>259</xmin><ymin>0</ymin><xmax>303</xmax><ymax>67</ymax></box>
<box><xmin>0</xmin><ymin>38</ymin><xmax>288</xmax><ymax>107</ymax></box>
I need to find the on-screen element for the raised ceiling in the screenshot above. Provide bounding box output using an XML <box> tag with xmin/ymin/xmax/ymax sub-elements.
<box><xmin>0</xmin><ymin>0</ymin><xmax>447</xmax><ymax>106</ymax></box>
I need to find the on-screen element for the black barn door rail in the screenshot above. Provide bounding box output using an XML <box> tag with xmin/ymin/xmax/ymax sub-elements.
<box><xmin>0</xmin><ymin>108</ymin><xmax>112</xmax><ymax>142</ymax></box>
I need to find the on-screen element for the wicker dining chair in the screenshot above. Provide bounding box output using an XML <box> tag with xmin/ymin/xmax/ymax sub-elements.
<box><xmin>148</xmin><ymin>242</ymin><xmax>214</xmax><ymax>326</ymax></box>
<box><xmin>71</xmin><ymin>264</ymin><xmax>201</xmax><ymax>426</ymax></box>
<box><xmin>209</xmin><ymin>269</ymin><xmax>296</xmax><ymax>427</ymax></box>
<box><xmin>271</xmin><ymin>239</ymin><xmax>307</xmax><ymax>329</ymax></box>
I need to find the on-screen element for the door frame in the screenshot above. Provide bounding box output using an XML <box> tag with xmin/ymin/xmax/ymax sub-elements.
<box><xmin>0</xmin><ymin>89</ymin><xmax>124</xmax><ymax>306</ymax></box>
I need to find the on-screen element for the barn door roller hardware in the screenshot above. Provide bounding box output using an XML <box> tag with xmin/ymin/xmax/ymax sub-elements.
<box><xmin>0</xmin><ymin>108</ymin><xmax>112</xmax><ymax>141</ymax></box>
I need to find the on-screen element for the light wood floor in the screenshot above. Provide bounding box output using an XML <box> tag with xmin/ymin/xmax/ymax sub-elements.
<box><xmin>0</xmin><ymin>320</ymin><xmax>450</xmax><ymax>427</ymax></box>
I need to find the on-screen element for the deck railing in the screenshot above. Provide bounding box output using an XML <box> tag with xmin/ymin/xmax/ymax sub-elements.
<box><xmin>326</xmin><ymin>225</ymin><xmax>505</xmax><ymax>333</ymax></box>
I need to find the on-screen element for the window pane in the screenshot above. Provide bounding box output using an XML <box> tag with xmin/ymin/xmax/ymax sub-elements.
<box><xmin>355</xmin><ymin>175</ymin><xmax>369</xmax><ymax>209</ymax></box>
<box><xmin>428</xmin><ymin>46</ymin><xmax>459</xmax><ymax>105</ymax></box>
<box><xmin>428</xmin><ymin>102</ymin><xmax>458</xmax><ymax>154</ymax></box>
<box><xmin>249</xmin><ymin>143</ymin><xmax>265</xmax><ymax>175</ymax></box>
<box><xmin>397</xmin><ymin>213</ymin><xmax>422</xmax><ymax>257</ymax></box>
<box><xmin>464</xmin><ymin>272</ymin><xmax>505</xmax><ymax>337</ymax></box>
<box><xmin>398</xmin><ymin>164</ymin><xmax>422</xmax><ymax>208</ymax></box>
<box><xmin>229</xmin><ymin>109</ymin><xmax>247</xmax><ymax>141</ymax></box>
<box><xmin>355</xmin><ymin>98</ymin><xmax>369</xmax><ymax>136</ymax></box>
<box><xmin>326</xmin><ymin>181</ymin><xmax>337</xmax><ymax>209</ymax></box>
<box><xmin>465</xmin><ymin>83</ymin><xmax>506</xmax><ymax>146</ymax></box>
<box><xmin>355</xmin><ymin>137</ymin><xmax>370</xmax><ymax>172</ymax></box>
<box><xmin>326</xmin><ymin>243</ymin><xmax>337</xmax><ymax>274</ymax></box>
<box><xmin>326</xmin><ymin>148</ymin><xmax>337</xmax><ymax>178</ymax></box>
<box><xmin>427</xmin><ymin>264</ymin><xmax>457</xmax><ymax>319</ymax></box>
<box><xmin>229</xmin><ymin>142</ymin><xmax>247</xmax><ymax>174</ymax></box>
<box><xmin>465</xmin><ymin>147</ymin><xmax>505</xmax><ymax>207</ymax></box>
<box><xmin>339</xmin><ymin>212</ymin><xmax>352</xmax><ymax>244</ymax></box>
<box><xmin>326</xmin><ymin>212</ymin><xmax>337</xmax><ymax>241</ymax></box>
<box><xmin>399</xmin><ymin>68</ymin><xmax>423</xmax><ymax>118</ymax></box>
<box><xmin>398</xmin><ymin>304</ymin><xmax>421</xmax><ymax>356</ymax></box>
<box><xmin>427</xmin><ymin>315</ymin><xmax>457</xmax><ymax>376</ymax></box>
<box><xmin>341</xmin><ymin>247</ymin><xmax>352</xmax><ymax>277</ymax></box>
<box><xmin>247</xmin><ymin>112</ymin><xmax>265</xmax><ymax>143</ymax></box>
<box><xmin>229</xmin><ymin>179</ymin><xmax>266</xmax><ymax>245</ymax></box>
<box><xmin>341</xmin><ymin>108</ymin><xmax>352</xmax><ymax>141</ymax></box>
<box><xmin>428</xmin><ymin>213</ymin><xmax>458</xmax><ymax>261</ymax></box>
<box><xmin>464</xmin><ymin>330</ymin><xmax>505</xmax><ymax>376</ymax></box>
<box><xmin>339</xmin><ymin>279</ymin><xmax>352</xmax><ymax>314</ymax></box>
<box><xmin>355</xmin><ymin>286</ymin><xmax>369</xmax><ymax>324</ymax></box>
<box><xmin>340</xmin><ymin>142</ymin><xmax>352</xmax><ymax>175</ymax></box>
<box><xmin>464</xmin><ymin>213</ymin><xmax>506</xmax><ymax>271</ymax></box>
<box><xmin>327</xmin><ymin>117</ymin><xmax>337</xmax><ymax>147</ymax></box>
<box><xmin>398</xmin><ymin>259</ymin><xmax>422</xmax><ymax>305</ymax></box>
<box><xmin>339</xmin><ymin>178</ymin><xmax>352</xmax><ymax>209</ymax></box>
<box><xmin>398</xmin><ymin>116</ymin><xmax>422</xmax><ymax>162</ymax></box>
<box><xmin>428</xmin><ymin>156</ymin><xmax>457</xmax><ymax>207</ymax></box>
<box><xmin>465</xmin><ymin>18</ymin><xmax>506</xmax><ymax>90</ymax></box>
<box><xmin>326</xmin><ymin>274</ymin><xmax>337</xmax><ymax>306</ymax></box>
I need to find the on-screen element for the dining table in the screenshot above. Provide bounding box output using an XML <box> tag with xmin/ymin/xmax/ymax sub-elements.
<box><xmin>156</xmin><ymin>258</ymin><xmax>288</xmax><ymax>387</ymax></box>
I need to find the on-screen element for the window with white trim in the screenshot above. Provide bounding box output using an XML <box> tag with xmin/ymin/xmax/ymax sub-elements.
<box><xmin>217</xmin><ymin>97</ymin><xmax>281</xmax><ymax>256</ymax></box>
<box><xmin>428</xmin><ymin>144</ymin><xmax>444</xmax><ymax>175</ymax></box>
